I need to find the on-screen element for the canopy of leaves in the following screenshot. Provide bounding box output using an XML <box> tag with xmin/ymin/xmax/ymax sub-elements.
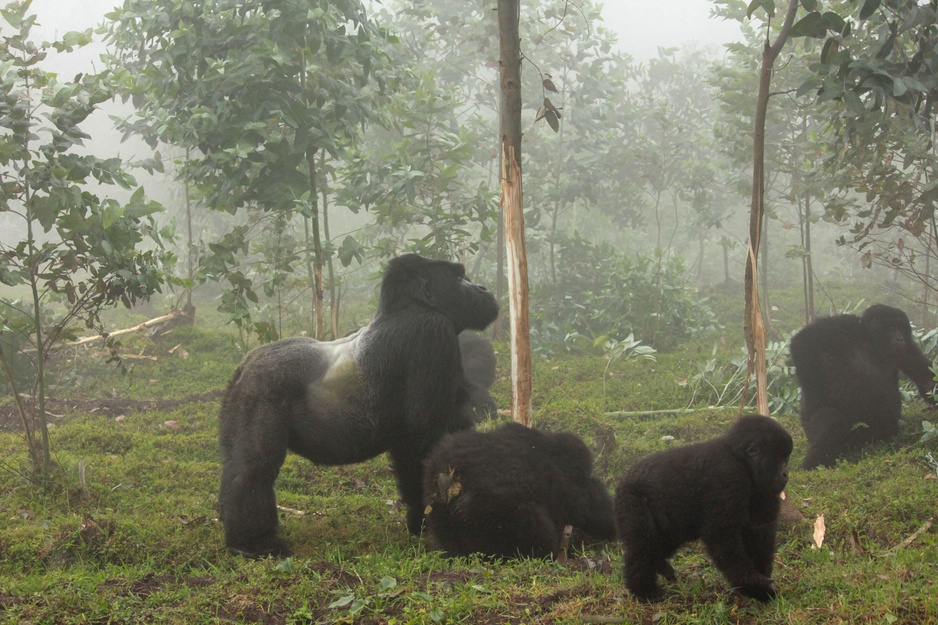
<box><xmin>104</xmin><ymin>0</ymin><xmax>388</xmax><ymax>213</ymax></box>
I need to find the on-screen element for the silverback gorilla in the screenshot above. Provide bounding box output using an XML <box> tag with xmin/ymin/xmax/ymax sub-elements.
<box><xmin>615</xmin><ymin>415</ymin><xmax>792</xmax><ymax>603</ymax></box>
<box><xmin>218</xmin><ymin>255</ymin><xmax>499</xmax><ymax>557</ymax></box>
<box><xmin>458</xmin><ymin>332</ymin><xmax>498</xmax><ymax>420</ymax></box>
<box><xmin>790</xmin><ymin>304</ymin><xmax>936</xmax><ymax>469</ymax></box>
<box><xmin>423</xmin><ymin>423</ymin><xmax>617</xmax><ymax>559</ymax></box>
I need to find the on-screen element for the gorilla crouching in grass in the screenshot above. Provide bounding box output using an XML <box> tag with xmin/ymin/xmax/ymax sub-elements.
<box><xmin>422</xmin><ymin>423</ymin><xmax>616</xmax><ymax>559</ymax></box>
<box><xmin>615</xmin><ymin>415</ymin><xmax>792</xmax><ymax>603</ymax></box>
<box><xmin>790</xmin><ymin>303</ymin><xmax>936</xmax><ymax>469</ymax></box>
<box><xmin>218</xmin><ymin>255</ymin><xmax>499</xmax><ymax>558</ymax></box>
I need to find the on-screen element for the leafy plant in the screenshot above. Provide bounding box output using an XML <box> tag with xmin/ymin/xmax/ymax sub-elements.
<box><xmin>105</xmin><ymin>0</ymin><xmax>389</xmax><ymax>340</ymax></box>
<box><xmin>530</xmin><ymin>233</ymin><xmax>720</xmax><ymax>352</ymax></box>
<box><xmin>922</xmin><ymin>424</ymin><xmax>937</xmax><ymax>445</ymax></box>
<box><xmin>0</xmin><ymin>0</ymin><xmax>172</xmax><ymax>470</ymax></box>
<box><xmin>687</xmin><ymin>336</ymin><xmax>800</xmax><ymax>415</ymax></box>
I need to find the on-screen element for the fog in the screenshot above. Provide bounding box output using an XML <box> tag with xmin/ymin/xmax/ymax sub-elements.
<box><xmin>0</xmin><ymin>0</ymin><xmax>929</xmax><ymax>339</ymax></box>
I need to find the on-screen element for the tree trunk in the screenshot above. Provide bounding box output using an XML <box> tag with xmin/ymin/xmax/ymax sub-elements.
<box><xmin>723</xmin><ymin>240</ymin><xmax>730</xmax><ymax>284</ymax></box>
<box><xmin>183</xmin><ymin>148</ymin><xmax>195</xmax><ymax>317</ymax></box>
<box><xmin>305</xmin><ymin>149</ymin><xmax>325</xmax><ymax>340</ymax></box>
<box><xmin>498</xmin><ymin>0</ymin><xmax>531</xmax><ymax>427</ymax></box>
<box><xmin>804</xmin><ymin>190</ymin><xmax>814</xmax><ymax>324</ymax></box>
<box><xmin>320</xmin><ymin>151</ymin><xmax>339</xmax><ymax>339</ymax></box>
<box><xmin>744</xmin><ymin>0</ymin><xmax>799</xmax><ymax>417</ymax></box>
<box><xmin>761</xmin><ymin>218</ymin><xmax>771</xmax><ymax>338</ymax></box>
<box><xmin>494</xmin><ymin>169</ymin><xmax>507</xmax><ymax>341</ymax></box>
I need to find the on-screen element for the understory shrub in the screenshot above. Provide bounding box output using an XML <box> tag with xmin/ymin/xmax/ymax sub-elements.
<box><xmin>530</xmin><ymin>234</ymin><xmax>720</xmax><ymax>353</ymax></box>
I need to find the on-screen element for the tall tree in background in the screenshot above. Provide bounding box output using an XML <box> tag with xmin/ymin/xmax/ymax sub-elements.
<box><xmin>105</xmin><ymin>0</ymin><xmax>387</xmax><ymax>340</ymax></box>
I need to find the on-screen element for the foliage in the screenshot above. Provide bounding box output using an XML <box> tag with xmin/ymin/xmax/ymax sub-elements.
<box><xmin>530</xmin><ymin>234</ymin><xmax>721</xmax><ymax>353</ymax></box>
<box><xmin>0</xmin><ymin>0</ymin><xmax>173</xmax><ymax>469</ymax></box>
<box><xmin>338</xmin><ymin>69</ymin><xmax>498</xmax><ymax>259</ymax></box>
<box><xmin>687</xmin><ymin>336</ymin><xmax>801</xmax><ymax>415</ymax></box>
<box><xmin>104</xmin><ymin>0</ymin><xmax>390</xmax><ymax>340</ymax></box>
<box><xmin>796</xmin><ymin>0</ymin><xmax>938</xmax><ymax>298</ymax></box>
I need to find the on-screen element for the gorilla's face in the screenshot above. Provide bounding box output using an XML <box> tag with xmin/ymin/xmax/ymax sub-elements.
<box><xmin>382</xmin><ymin>255</ymin><xmax>498</xmax><ymax>333</ymax></box>
<box><xmin>425</xmin><ymin>262</ymin><xmax>499</xmax><ymax>333</ymax></box>
<box><xmin>862</xmin><ymin>304</ymin><xmax>913</xmax><ymax>362</ymax></box>
<box><xmin>732</xmin><ymin>415</ymin><xmax>793</xmax><ymax>496</ymax></box>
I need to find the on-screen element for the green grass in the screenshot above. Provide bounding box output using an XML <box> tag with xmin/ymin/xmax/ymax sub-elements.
<box><xmin>1</xmin><ymin>292</ymin><xmax>938</xmax><ymax>624</ymax></box>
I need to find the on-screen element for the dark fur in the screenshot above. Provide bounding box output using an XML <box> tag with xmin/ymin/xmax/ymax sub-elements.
<box><xmin>218</xmin><ymin>254</ymin><xmax>499</xmax><ymax>557</ymax></box>
<box><xmin>423</xmin><ymin>423</ymin><xmax>616</xmax><ymax>559</ymax></box>
<box><xmin>790</xmin><ymin>304</ymin><xmax>936</xmax><ymax>469</ymax></box>
<box><xmin>458</xmin><ymin>332</ymin><xmax>498</xmax><ymax>420</ymax></box>
<box><xmin>615</xmin><ymin>414</ymin><xmax>792</xmax><ymax>603</ymax></box>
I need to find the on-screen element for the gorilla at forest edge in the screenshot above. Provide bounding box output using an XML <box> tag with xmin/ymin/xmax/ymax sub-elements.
<box><xmin>615</xmin><ymin>414</ymin><xmax>792</xmax><ymax>603</ymax></box>
<box><xmin>423</xmin><ymin>422</ymin><xmax>616</xmax><ymax>559</ymax></box>
<box><xmin>458</xmin><ymin>332</ymin><xmax>498</xmax><ymax>420</ymax></box>
<box><xmin>790</xmin><ymin>303</ymin><xmax>936</xmax><ymax>469</ymax></box>
<box><xmin>218</xmin><ymin>254</ymin><xmax>499</xmax><ymax>558</ymax></box>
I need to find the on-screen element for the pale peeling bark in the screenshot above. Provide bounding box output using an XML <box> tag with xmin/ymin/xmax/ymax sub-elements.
<box><xmin>502</xmin><ymin>146</ymin><xmax>532</xmax><ymax>426</ymax></box>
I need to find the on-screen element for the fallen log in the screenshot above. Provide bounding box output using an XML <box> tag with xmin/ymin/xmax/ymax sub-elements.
<box><xmin>74</xmin><ymin>308</ymin><xmax>188</xmax><ymax>346</ymax></box>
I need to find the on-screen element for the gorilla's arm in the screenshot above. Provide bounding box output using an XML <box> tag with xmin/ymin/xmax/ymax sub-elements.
<box><xmin>383</xmin><ymin>316</ymin><xmax>471</xmax><ymax>534</ymax></box>
<box><xmin>899</xmin><ymin>343</ymin><xmax>937</xmax><ymax>404</ymax></box>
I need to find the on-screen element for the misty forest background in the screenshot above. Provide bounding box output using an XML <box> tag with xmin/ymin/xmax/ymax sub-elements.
<box><xmin>3</xmin><ymin>0</ymin><xmax>938</xmax><ymax>623</ymax></box>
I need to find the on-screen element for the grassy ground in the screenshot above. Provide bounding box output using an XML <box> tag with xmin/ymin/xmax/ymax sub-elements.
<box><xmin>1</xmin><ymin>293</ymin><xmax>938</xmax><ymax>624</ymax></box>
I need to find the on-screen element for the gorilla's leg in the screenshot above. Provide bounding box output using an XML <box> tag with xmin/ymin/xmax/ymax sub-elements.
<box><xmin>623</xmin><ymin>542</ymin><xmax>667</xmax><ymax>602</ymax></box>
<box><xmin>389</xmin><ymin>446</ymin><xmax>426</xmax><ymax>535</ymax></box>
<box><xmin>657</xmin><ymin>559</ymin><xmax>677</xmax><ymax>582</ymax></box>
<box><xmin>703</xmin><ymin>529</ymin><xmax>776</xmax><ymax>601</ymax></box>
<box><xmin>741</xmin><ymin>523</ymin><xmax>777</xmax><ymax>578</ymax></box>
<box><xmin>802</xmin><ymin>408</ymin><xmax>851</xmax><ymax>469</ymax></box>
<box><xmin>219</xmin><ymin>404</ymin><xmax>290</xmax><ymax>558</ymax></box>
<box><xmin>509</xmin><ymin>503</ymin><xmax>561</xmax><ymax>558</ymax></box>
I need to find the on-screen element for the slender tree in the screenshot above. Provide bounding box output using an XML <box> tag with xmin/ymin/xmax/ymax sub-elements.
<box><xmin>497</xmin><ymin>0</ymin><xmax>532</xmax><ymax>426</ymax></box>
<box><xmin>744</xmin><ymin>0</ymin><xmax>800</xmax><ymax>415</ymax></box>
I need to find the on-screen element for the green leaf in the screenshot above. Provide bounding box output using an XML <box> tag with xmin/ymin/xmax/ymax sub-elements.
<box><xmin>822</xmin><ymin>12</ymin><xmax>846</xmax><ymax>35</ymax></box>
<box><xmin>797</xmin><ymin>79</ymin><xmax>821</xmax><ymax>98</ymax></box>
<box><xmin>820</xmin><ymin>37</ymin><xmax>838</xmax><ymax>63</ymax></box>
<box><xmin>891</xmin><ymin>76</ymin><xmax>907</xmax><ymax>97</ymax></box>
<box><xmin>746</xmin><ymin>0</ymin><xmax>775</xmax><ymax>19</ymax></box>
<box><xmin>859</xmin><ymin>0</ymin><xmax>881</xmax><ymax>20</ymax></box>
<box><xmin>328</xmin><ymin>595</ymin><xmax>355</xmax><ymax>609</ymax></box>
<box><xmin>790</xmin><ymin>12</ymin><xmax>827</xmax><ymax>38</ymax></box>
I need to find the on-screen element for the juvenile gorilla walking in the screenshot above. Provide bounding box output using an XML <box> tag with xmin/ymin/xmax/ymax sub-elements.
<box><xmin>218</xmin><ymin>255</ymin><xmax>499</xmax><ymax>558</ymax></box>
<box><xmin>423</xmin><ymin>423</ymin><xmax>617</xmax><ymax>559</ymax></box>
<box><xmin>615</xmin><ymin>414</ymin><xmax>792</xmax><ymax>603</ymax></box>
<box><xmin>790</xmin><ymin>303</ymin><xmax>936</xmax><ymax>469</ymax></box>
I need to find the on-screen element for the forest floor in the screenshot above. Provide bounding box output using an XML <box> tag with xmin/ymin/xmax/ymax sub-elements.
<box><xmin>1</xmin><ymin>287</ymin><xmax>937</xmax><ymax>624</ymax></box>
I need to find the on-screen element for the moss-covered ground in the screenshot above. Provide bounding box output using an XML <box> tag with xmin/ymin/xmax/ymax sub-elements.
<box><xmin>1</xmin><ymin>286</ymin><xmax>937</xmax><ymax>624</ymax></box>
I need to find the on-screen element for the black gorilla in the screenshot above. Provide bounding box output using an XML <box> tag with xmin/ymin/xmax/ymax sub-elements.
<box><xmin>458</xmin><ymin>332</ymin><xmax>498</xmax><ymax>420</ymax></box>
<box><xmin>218</xmin><ymin>254</ymin><xmax>499</xmax><ymax>558</ymax></box>
<box><xmin>423</xmin><ymin>422</ymin><xmax>616</xmax><ymax>559</ymax></box>
<box><xmin>615</xmin><ymin>414</ymin><xmax>792</xmax><ymax>603</ymax></box>
<box><xmin>790</xmin><ymin>304</ymin><xmax>936</xmax><ymax>469</ymax></box>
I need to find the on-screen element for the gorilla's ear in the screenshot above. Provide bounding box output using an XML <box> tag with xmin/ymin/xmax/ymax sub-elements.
<box><xmin>746</xmin><ymin>442</ymin><xmax>758</xmax><ymax>458</ymax></box>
